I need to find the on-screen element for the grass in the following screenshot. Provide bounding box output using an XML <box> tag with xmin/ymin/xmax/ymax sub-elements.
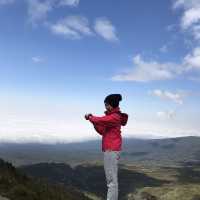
<box><xmin>123</xmin><ymin>164</ymin><xmax>200</xmax><ymax>200</ymax></box>
<box><xmin>134</xmin><ymin>184</ymin><xmax>200</xmax><ymax>200</ymax></box>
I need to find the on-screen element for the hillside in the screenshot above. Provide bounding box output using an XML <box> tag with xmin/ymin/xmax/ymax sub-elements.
<box><xmin>1</xmin><ymin>136</ymin><xmax>200</xmax><ymax>199</ymax></box>
<box><xmin>18</xmin><ymin>162</ymin><xmax>168</xmax><ymax>199</ymax></box>
<box><xmin>0</xmin><ymin>158</ymin><xmax>91</xmax><ymax>200</ymax></box>
<box><xmin>0</xmin><ymin>136</ymin><xmax>200</xmax><ymax>167</ymax></box>
<box><xmin>122</xmin><ymin>136</ymin><xmax>200</xmax><ymax>166</ymax></box>
<box><xmin>19</xmin><ymin>161</ymin><xmax>200</xmax><ymax>200</ymax></box>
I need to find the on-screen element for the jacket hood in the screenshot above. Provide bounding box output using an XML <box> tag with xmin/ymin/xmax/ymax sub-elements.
<box><xmin>120</xmin><ymin>112</ymin><xmax>128</xmax><ymax>126</ymax></box>
<box><xmin>105</xmin><ymin>107</ymin><xmax>128</xmax><ymax>126</ymax></box>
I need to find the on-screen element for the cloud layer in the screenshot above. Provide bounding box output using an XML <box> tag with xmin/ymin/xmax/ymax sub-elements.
<box><xmin>174</xmin><ymin>0</ymin><xmax>200</xmax><ymax>41</ymax></box>
<box><xmin>1</xmin><ymin>0</ymin><xmax>118</xmax><ymax>42</ymax></box>
<box><xmin>150</xmin><ymin>89</ymin><xmax>186</xmax><ymax>104</ymax></box>
<box><xmin>157</xmin><ymin>110</ymin><xmax>176</xmax><ymax>119</ymax></box>
<box><xmin>112</xmin><ymin>54</ymin><xmax>183</xmax><ymax>82</ymax></box>
<box><xmin>112</xmin><ymin>0</ymin><xmax>200</xmax><ymax>82</ymax></box>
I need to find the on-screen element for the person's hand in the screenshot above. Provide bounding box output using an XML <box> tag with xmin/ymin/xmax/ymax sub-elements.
<box><xmin>85</xmin><ymin>113</ymin><xmax>92</xmax><ymax>120</ymax></box>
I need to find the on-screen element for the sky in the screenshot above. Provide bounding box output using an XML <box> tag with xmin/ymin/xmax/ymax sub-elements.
<box><xmin>0</xmin><ymin>0</ymin><xmax>200</xmax><ymax>143</ymax></box>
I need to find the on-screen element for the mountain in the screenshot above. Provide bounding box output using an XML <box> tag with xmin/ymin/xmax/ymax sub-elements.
<box><xmin>18</xmin><ymin>159</ymin><xmax>200</xmax><ymax>200</ymax></box>
<box><xmin>0</xmin><ymin>158</ymin><xmax>91</xmax><ymax>200</ymax></box>
<box><xmin>122</xmin><ymin>136</ymin><xmax>200</xmax><ymax>166</ymax></box>
<box><xmin>18</xmin><ymin>162</ymin><xmax>169</xmax><ymax>200</ymax></box>
<box><xmin>0</xmin><ymin>136</ymin><xmax>200</xmax><ymax>167</ymax></box>
<box><xmin>1</xmin><ymin>136</ymin><xmax>200</xmax><ymax>199</ymax></box>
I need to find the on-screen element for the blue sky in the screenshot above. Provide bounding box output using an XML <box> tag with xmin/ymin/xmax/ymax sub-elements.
<box><xmin>0</xmin><ymin>0</ymin><xmax>200</xmax><ymax>143</ymax></box>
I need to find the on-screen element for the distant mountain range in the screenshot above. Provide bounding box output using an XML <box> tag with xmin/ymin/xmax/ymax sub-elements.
<box><xmin>1</xmin><ymin>136</ymin><xmax>200</xmax><ymax>200</ymax></box>
<box><xmin>0</xmin><ymin>136</ymin><xmax>200</xmax><ymax>167</ymax></box>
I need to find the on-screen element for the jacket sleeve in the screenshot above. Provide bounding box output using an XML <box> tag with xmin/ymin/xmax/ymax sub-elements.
<box><xmin>89</xmin><ymin>113</ymin><xmax>121</xmax><ymax>127</ymax></box>
<box><xmin>92</xmin><ymin>123</ymin><xmax>105</xmax><ymax>135</ymax></box>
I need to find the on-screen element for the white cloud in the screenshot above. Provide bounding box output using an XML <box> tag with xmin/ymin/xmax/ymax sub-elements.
<box><xmin>0</xmin><ymin>0</ymin><xmax>120</xmax><ymax>43</ymax></box>
<box><xmin>32</xmin><ymin>56</ymin><xmax>44</xmax><ymax>63</ymax></box>
<box><xmin>150</xmin><ymin>89</ymin><xmax>185</xmax><ymax>104</ymax></box>
<box><xmin>50</xmin><ymin>15</ymin><xmax>92</xmax><ymax>39</ymax></box>
<box><xmin>125</xmin><ymin>119</ymin><xmax>200</xmax><ymax>139</ymax></box>
<box><xmin>112</xmin><ymin>54</ymin><xmax>183</xmax><ymax>82</ymax></box>
<box><xmin>50</xmin><ymin>24</ymin><xmax>80</xmax><ymax>39</ymax></box>
<box><xmin>50</xmin><ymin>16</ymin><xmax>119</xmax><ymax>42</ymax></box>
<box><xmin>0</xmin><ymin>0</ymin><xmax>14</xmax><ymax>5</ymax></box>
<box><xmin>174</xmin><ymin>0</ymin><xmax>200</xmax><ymax>40</ymax></box>
<box><xmin>94</xmin><ymin>18</ymin><xmax>118</xmax><ymax>42</ymax></box>
<box><xmin>26</xmin><ymin>0</ymin><xmax>80</xmax><ymax>25</ymax></box>
<box><xmin>27</xmin><ymin>0</ymin><xmax>53</xmax><ymax>25</ymax></box>
<box><xmin>157</xmin><ymin>110</ymin><xmax>176</xmax><ymax>119</ymax></box>
<box><xmin>174</xmin><ymin>0</ymin><xmax>200</xmax><ymax>12</ymax></box>
<box><xmin>181</xmin><ymin>7</ymin><xmax>200</xmax><ymax>29</ymax></box>
<box><xmin>59</xmin><ymin>0</ymin><xmax>79</xmax><ymax>7</ymax></box>
<box><xmin>0</xmin><ymin>98</ymin><xmax>98</xmax><ymax>144</ymax></box>
<box><xmin>112</xmin><ymin>1</ymin><xmax>200</xmax><ymax>83</ymax></box>
<box><xmin>169</xmin><ymin>1</ymin><xmax>200</xmax><ymax>81</ymax></box>
<box><xmin>0</xmin><ymin>94</ymin><xmax>200</xmax><ymax>143</ymax></box>
<box><xmin>112</xmin><ymin>48</ymin><xmax>200</xmax><ymax>82</ymax></box>
<box><xmin>184</xmin><ymin>47</ymin><xmax>200</xmax><ymax>69</ymax></box>
<box><xmin>50</xmin><ymin>16</ymin><xmax>93</xmax><ymax>39</ymax></box>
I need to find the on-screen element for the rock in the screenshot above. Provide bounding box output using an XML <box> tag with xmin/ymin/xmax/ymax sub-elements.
<box><xmin>0</xmin><ymin>195</ymin><xmax>9</xmax><ymax>200</ymax></box>
<box><xmin>140</xmin><ymin>192</ymin><xmax>157</xmax><ymax>200</ymax></box>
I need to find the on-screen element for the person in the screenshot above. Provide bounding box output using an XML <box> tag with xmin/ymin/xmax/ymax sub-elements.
<box><xmin>85</xmin><ymin>94</ymin><xmax>128</xmax><ymax>200</ymax></box>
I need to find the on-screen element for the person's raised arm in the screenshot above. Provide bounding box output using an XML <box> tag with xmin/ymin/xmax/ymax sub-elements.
<box><xmin>85</xmin><ymin>113</ymin><xmax>106</xmax><ymax>135</ymax></box>
<box><xmin>88</xmin><ymin>113</ymin><xmax>120</xmax><ymax>127</ymax></box>
<box><xmin>92</xmin><ymin>123</ymin><xmax>105</xmax><ymax>135</ymax></box>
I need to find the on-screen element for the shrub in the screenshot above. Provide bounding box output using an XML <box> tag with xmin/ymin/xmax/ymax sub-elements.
<box><xmin>8</xmin><ymin>184</ymin><xmax>37</xmax><ymax>200</ymax></box>
<box><xmin>140</xmin><ymin>191</ymin><xmax>158</xmax><ymax>200</ymax></box>
<box><xmin>192</xmin><ymin>195</ymin><xmax>200</xmax><ymax>200</ymax></box>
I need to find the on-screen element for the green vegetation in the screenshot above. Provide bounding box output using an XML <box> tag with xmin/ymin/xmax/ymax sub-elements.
<box><xmin>1</xmin><ymin>136</ymin><xmax>200</xmax><ymax>167</ymax></box>
<box><xmin>0</xmin><ymin>158</ymin><xmax>91</xmax><ymax>200</ymax></box>
<box><xmin>19</xmin><ymin>161</ymin><xmax>200</xmax><ymax>200</ymax></box>
<box><xmin>19</xmin><ymin>162</ymin><xmax>170</xmax><ymax>199</ymax></box>
<box><xmin>1</xmin><ymin>136</ymin><xmax>200</xmax><ymax>199</ymax></box>
<box><xmin>125</xmin><ymin>165</ymin><xmax>200</xmax><ymax>200</ymax></box>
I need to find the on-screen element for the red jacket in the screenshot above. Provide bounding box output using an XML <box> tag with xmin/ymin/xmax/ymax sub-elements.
<box><xmin>88</xmin><ymin>107</ymin><xmax>128</xmax><ymax>152</ymax></box>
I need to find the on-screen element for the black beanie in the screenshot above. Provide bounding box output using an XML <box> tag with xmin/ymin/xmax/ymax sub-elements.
<box><xmin>104</xmin><ymin>94</ymin><xmax>122</xmax><ymax>108</ymax></box>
